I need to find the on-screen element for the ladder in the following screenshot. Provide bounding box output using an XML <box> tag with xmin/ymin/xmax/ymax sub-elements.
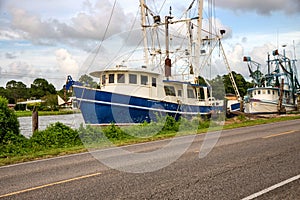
<box><xmin>219</xmin><ymin>40</ymin><xmax>241</xmax><ymax>101</ymax></box>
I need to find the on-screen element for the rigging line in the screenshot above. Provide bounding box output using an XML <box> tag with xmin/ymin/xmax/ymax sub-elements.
<box><xmin>152</xmin><ymin>0</ymin><xmax>158</xmax><ymax>14</ymax></box>
<box><xmin>208</xmin><ymin>0</ymin><xmax>217</xmax><ymax>37</ymax></box>
<box><xmin>146</xmin><ymin>14</ymin><xmax>155</xmax><ymax>56</ymax></box>
<box><xmin>103</xmin><ymin>7</ymin><xmax>140</xmax><ymax>69</ymax></box>
<box><xmin>180</xmin><ymin>0</ymin><xmax>196</xmax><ymax>19</ymax></box>
<box><xmin>213</xmin><ymin>0</ymin><xmax>218</xmax><ymax>36</ymax></box>
<box><xmin>209</xmin><ymin>0</ymin><xmax>213</xmax><ymax>79</ymax></box>
<box><xmin>158</xmin><ymin>0</ymin><xmax>167</xmax><ymax>14</ymax></box>
<box><xmin>120</xmin><ymin>36</ymin><xmax>144</xmax><ymax>64</ymax></box>
<box><xmin>193</xmin><ymin>23</ymin><xmax>218</xmax><ymax>38</ymax></box>
<box><xmin>85</xmin><ymin>0</ymin><xmax>117</xmax><ymax>73</ymax></box>
<box><xmin>156</xmin><ymin>26</ymin><xmax>161</xmax><ymax>51</ymax></box>
<box><xmin>77</xmin><ymin>0</ymin><xmax>117</xmax><ymax>110</ymax></box>
<box><xmin>198</xmin><ymin>40</ymin><xmax>219</xmax><ymax>73</ymax></box>
<box><xmin>142</xmin><ymin>2</ymin><xmax>156</xmax><ymax>16</ymax></box>
<box><xmin>143</xmin><ymin>3</ymin><xmax>156</xmax><ymax>57</ymax></box>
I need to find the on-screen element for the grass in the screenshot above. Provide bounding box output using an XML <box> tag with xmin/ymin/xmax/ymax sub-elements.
<box><xmin>15</xmin><ymin>110</ymin><xmax>79</xmax><ymax>117</ymax></box>
<box><xmin>1</xmin><ymin>113</ymin><xmax>300</xmax><ymax>167</ymax></box>
<box><xmin>223</xmin><ymin>114</ymin><xmax>300</xmax><ymax>130</ymax></box>
<box><xmin>0</xmin><ymin>145</ymin><xmax>86</xmax><ymax>166</ymax></box>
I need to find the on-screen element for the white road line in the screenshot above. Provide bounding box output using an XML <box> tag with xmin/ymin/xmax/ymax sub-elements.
<box><xmin>241</xmin><ymin>174</ymin><xmax>300</xmax><ymax>200</ymax></box>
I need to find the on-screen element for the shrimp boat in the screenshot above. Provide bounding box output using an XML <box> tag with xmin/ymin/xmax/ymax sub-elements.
<box><xmin>66</xmin><ymin>0</ymin><xmax>227</xmax><ymax>125</ymax></box>
<box><xmin>243</xmin><ymin>47</ymin><xmax>300</xmax><ymax>114</ymax></box>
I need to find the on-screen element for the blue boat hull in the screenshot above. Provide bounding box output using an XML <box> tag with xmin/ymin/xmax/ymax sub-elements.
<box><xmin>73</xmin><ymin>86</ymin><xmax>223</xmax><ymax>125</ymax></box>
<box><xmin>230</xmin><ymin>102</ymin><xmax>240</xmax><ymax>111</ymax></box>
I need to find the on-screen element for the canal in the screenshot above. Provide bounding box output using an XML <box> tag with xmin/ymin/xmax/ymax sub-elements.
<box><xmin>18</xmin><ymin>113</ymin><xmax>85</xmax><ymax>138</ymax></box>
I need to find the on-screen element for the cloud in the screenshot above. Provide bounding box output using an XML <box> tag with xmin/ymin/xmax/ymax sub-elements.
<box><xmin>218</xmin><ymin>43</ymin><xmax>246</xmax><ymax>76</ymax></box>
<box><xmin>7</xmin><ymin>61</ymin><xmax>38</xmax><ymax>77</ymax></box>
<box><xmin>216</xmin><ymin>42</ymin><xmax>281</xmax><ymax>81</ymax></box>
<box><xmin>5</xmin><ymin>52</ymin><xmax>17</xmax><ymax>59</ymax></box>
<box><xmin>5</xmin><ymin>0</ymin><xmax>131</xmax><ymax>50</ymax></box>
<box><xmin>55</xmin><ymin>48</ymin><xmax>79</xmax><ymax>78</ymax></box>
<box><xmin>248</xmin><ymin>43</ymin><xmax>276</xmax><ymax>64</ymax></box>
<box><xmin>216</xmin><ymin>0</ymin><xmax>300</xmax><ymax>15</ymax></box>
<box><xmin>0</xmin><ymin>61</ymin><xmax>41</xmax><ymax>86</ymax></box>
<box><xmin>0</xmin><ymin>30</ymin><xmax>23</xmax><ymax>40</ymax></box>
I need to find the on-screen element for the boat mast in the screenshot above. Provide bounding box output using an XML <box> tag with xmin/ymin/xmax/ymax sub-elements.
<box><xmin>165</xmin><ymin>7</ymin><xmax>173</xmax><ymax>78</ymax></box>
<box><xmin>194</xmin><ymin>0</ymin><xmax>204</xmax><ymax>77</ymax></box>
<box><xmin>140</xmin><ymin>0</ymin><xmax>149</xmax><ymax>67</ymax></box>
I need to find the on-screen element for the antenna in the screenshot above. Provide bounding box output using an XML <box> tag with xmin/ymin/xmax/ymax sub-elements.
<box><xmin>293</xmin><ymin>40</ymin><xmax>297</xmax><ymax>60</ymax></box>
<box><xmin>276</xmin><ymin>29</ymin><xmax>279</xmax><ymax>50</ymax></box>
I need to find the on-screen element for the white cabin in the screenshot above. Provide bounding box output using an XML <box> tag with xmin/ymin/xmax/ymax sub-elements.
<box><xmin>90</xmin><ymin>66</ymin><xmax>217</xmax><ymax>107</ymax></box>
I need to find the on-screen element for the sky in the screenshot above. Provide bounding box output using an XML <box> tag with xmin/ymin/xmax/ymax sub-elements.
<box><xmin>0</xmin><ymin>0</ymin><xmax>300</xmax><ymax>89</ymax></box>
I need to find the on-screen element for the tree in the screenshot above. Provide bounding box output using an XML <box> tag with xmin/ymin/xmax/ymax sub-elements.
<box><xmin>222</xmin><ymin>72</ymin><xmax>254</xmax><ymax>97</ymax></box>
<box><xmin>79</xmin><ymin>74</ymin><xmax>98</xmax><ymax>88</ymax></box>
<box><xmin>5</xmin><ymin>80</ymin><xmax>29</xmax><ymax>104</ymax></box>
<box><xmin>0</xmin><ymin>96</ymin><xmax>20</xmax><ymax>143</ymax></box>
<box><xmin>30</xmin><ymin>78</ymin><xmax>56</xmax><ymax>99</ymax></box>
<box><xmin>0</xmin><ymin>87</ymin><xmax>9</xmax><ymax>102</ymax></box>
<box><xmin>209</xmin><ymin>72</ymin><xmax>254</xmax><ymax>99</ymax></box>
<box><xmin>42</xmin><ymin>94</ymin><xmax>58</xmax><ymax>111</ymax></box>
<box><xmin>208</xmin><ymin>75</ymin><xmax>226</xmax><ymax>99</ymax></box>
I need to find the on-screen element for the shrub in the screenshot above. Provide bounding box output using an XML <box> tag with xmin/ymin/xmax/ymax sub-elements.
<box><xmin>0</xmin><ymin>96</ymin><xmax>20</xmax><ymax>143</ymax></box>
<box><xmin>78</xmin><ymin>124</ymin><xmax>106</xmax><ymax>144</ymax></box>
<box><xmin>102</xmin><ymin>124</ymin><xmax>134</xmax><ymax>141</ymax></box>
<box><xmin>30</xmin><ymin>122</ymin><xmax>82</xmax><ymax>148</ymax></box>
<box><xmin>162</xmin><ymin>115</ymin><xmax>179</xmax><ymax>132</ymax></box>
<box><xmin>0</xmin><ymin>131</ymin><xmax>30</xmax><ymax>156</ymax></box>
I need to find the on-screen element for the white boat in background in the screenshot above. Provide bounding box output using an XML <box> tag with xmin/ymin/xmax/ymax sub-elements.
<box><xmin>244</xmin><ymin>48</ymin><xmax>300</xmax><ymax>114</ymax></box>
<box><xmin>66</xmin><ymin>0</ymin><xmax>231</xmax><ymax>125</ymax></box>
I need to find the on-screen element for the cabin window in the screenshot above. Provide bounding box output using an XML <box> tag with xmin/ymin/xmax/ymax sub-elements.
<box><xmin>198</xmin><ymin>88</ymin><xmax>205</xmax><ymax>100</ymax></box>
<box><xmin>254</xmin><ymin>91</ymin><xmax>256</xmax><ymax>95</ymax></box>
<box><xmin>141</xmin><ymin>75</ymin><xmax>148</xmax><ymax>85</ymax></box>
<box><xmin>129</xmin><ymin>74</ymin><xmax>137</xmax><ymax>84</ymax></box>
<box><xmin>267</xmin><ymin>90</ymin><xmax>271</xmax><ymax>94</ymax></box>
<box><xmin>263</xmin><ymin>90</ymin><xmax>266</xmax><ymax>95</ymax></box>
<box><xmin>187</xmin><ymin>89</ymin><xmax>195</xmax><ymax>98</ymax></box>
<box><xmin>272</xmin><ymin>91</ymin><xmax>275</xmax><ymax>95</ymax></box>
<box><xmin>109</xmin><ymin>74</ymin><xmax>115</xmax><ymax>83</ymax></box>
<box><xmin>207</xmin><ymin>89</ymin><xmax>211</xmax><ymax>98</ymax></box>
<box><xmin>101</xmin><ymin>75</ymin><xmax>106</xmax><ymax>85</ymax></box>
<box><xmin>258</xmin><ymin>90</ymin><xmax>261</xmax><ymax>95</ymax></box>
<box><xmin>178</xmin><ymin>90</ymin><xmax>182</xmax><ymax>97</ymax></box>
<box><xmin>117</xmin><ymin>74</ymin><xmax>125</xmax><ymax>83</ymax></box>
<box><xmin>164</xmin><ymin>86</ymin><xmax>176</xmax><ymax>96</ymax></box>
<box><xmin>152</xmin><ymin>77</ymin><xmax>157</xmax><ymax>87</ymax></box>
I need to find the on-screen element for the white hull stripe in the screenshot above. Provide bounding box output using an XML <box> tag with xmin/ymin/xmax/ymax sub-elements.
<box><xmin>76</xmin><ymin>98</ymin><xmax>210</xmax><ymax>115</ymax></box>
<box><xmin>251</xmin><ymin>99</ymin><xmax>296</xmax><ymax>108</ymax></box>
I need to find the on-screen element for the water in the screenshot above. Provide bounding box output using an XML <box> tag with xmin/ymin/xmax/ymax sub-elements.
<box><xmin>18</xmin><ymin>113</ymin><xmax>85</xmax><ymax>138</ymax></box>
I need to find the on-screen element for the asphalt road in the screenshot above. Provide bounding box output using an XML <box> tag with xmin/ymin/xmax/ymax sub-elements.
<box><xmin>0</xmin><ymin>119</ymin><xmax>299</xmax><ymax>199</ymax></box>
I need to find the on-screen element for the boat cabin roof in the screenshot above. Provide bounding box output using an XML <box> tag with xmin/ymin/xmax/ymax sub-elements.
<box><xmin>247</xmin><ymin>87</ymin><xmax>280</xmax><ymax>91</ymax></box>
<box><xmin>90</xmin><ymin>66</ymin><xmax>160</xmax><ymax>78</ymax></box>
